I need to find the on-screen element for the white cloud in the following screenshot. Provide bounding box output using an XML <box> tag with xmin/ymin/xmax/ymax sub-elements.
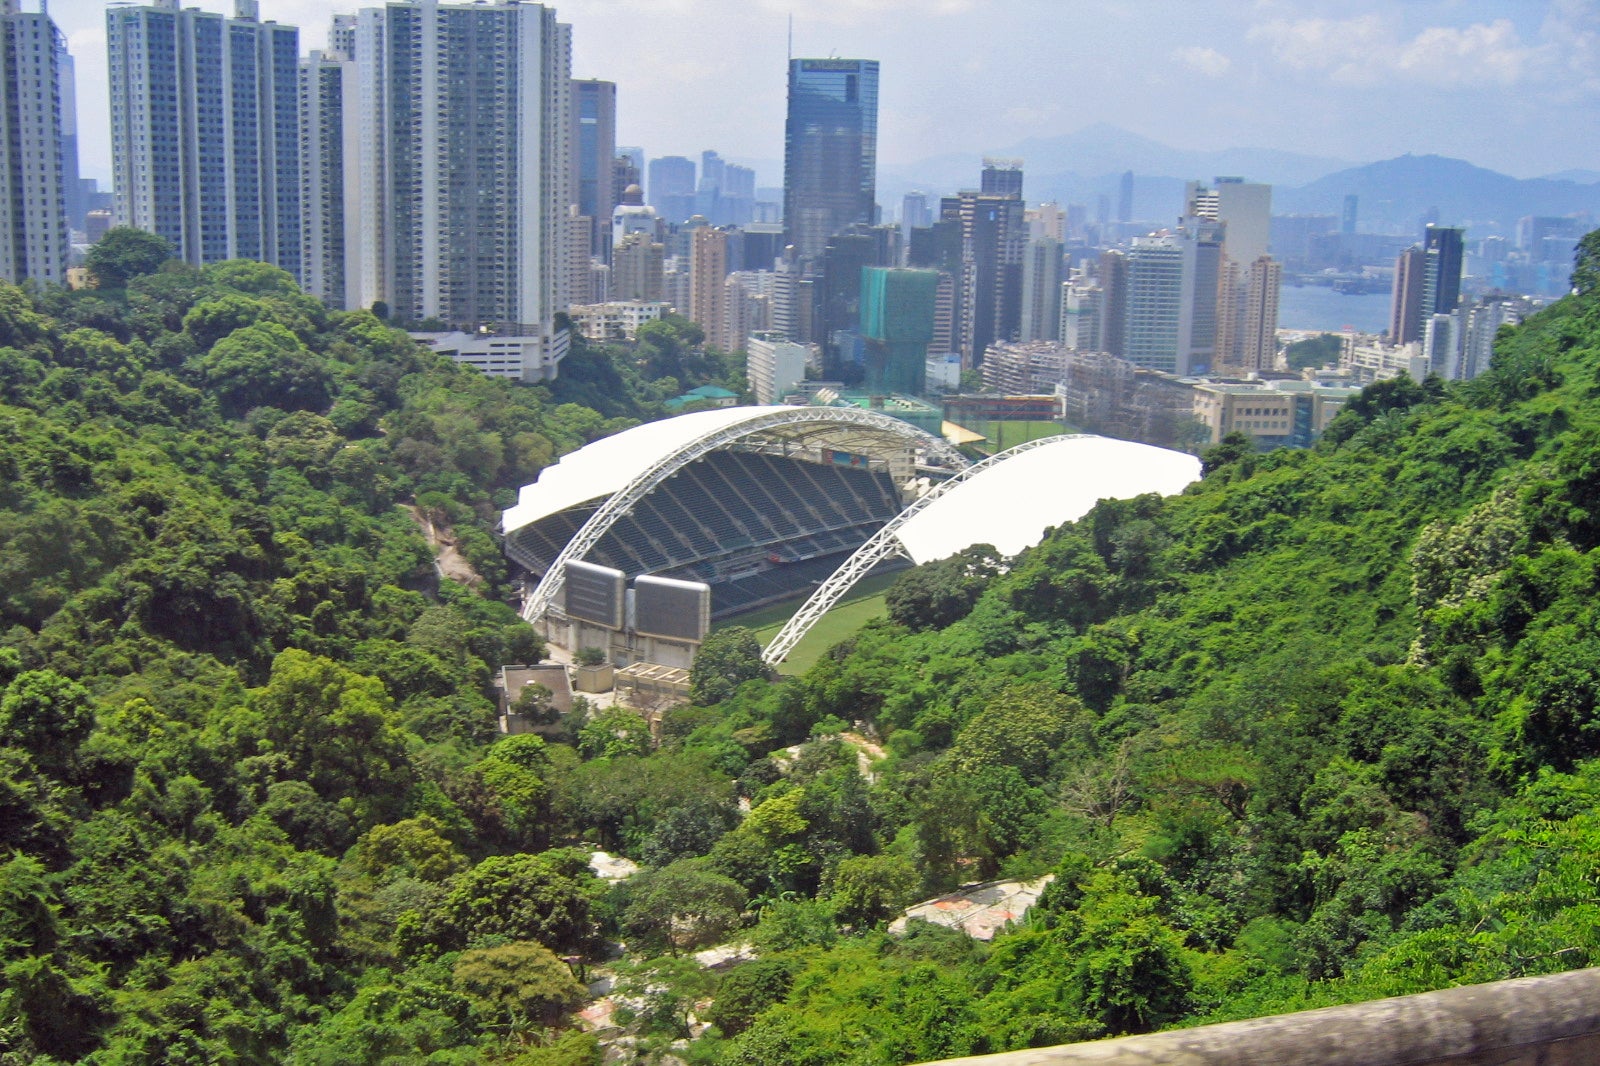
<box><xmin>1248</xmin><ymin>13</ymin><xmax>1557</xmax><ymax>91</ymax></box>
<box><xmin>1172</xmin><ymin>45</ymin><xmax>1231</xmax><ymax>78</ymax></box>
<box><xmin>1395</xmin><ymin>21</ymin><xmax>1533</xmax><ymax>88</ymax></box>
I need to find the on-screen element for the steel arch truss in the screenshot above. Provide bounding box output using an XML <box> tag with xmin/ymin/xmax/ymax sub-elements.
<box><xmin>762</xmin><ymin>435</ymin><xmax>1085</xmax><ymax>665</ymax></box>
<box><xmin>520</xmin><ymin>406</ymin><xmax>970</xmax><ymax>624</ymax></box>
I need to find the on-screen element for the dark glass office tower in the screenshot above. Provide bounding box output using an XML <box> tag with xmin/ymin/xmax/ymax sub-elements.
<box><xmin>571</xmin><ymin>79</ymin><xmax>616</xmax><ymax>262</ymax></box>
<box><xmin>783</xmin><ymin>58</ymin><xmax>878</xmax><ymax>264</ymax></box>
<box><xmin>1422</xmin><ymin>225</ymin><xmax>1464</xmax><ymax>316</ymax></box>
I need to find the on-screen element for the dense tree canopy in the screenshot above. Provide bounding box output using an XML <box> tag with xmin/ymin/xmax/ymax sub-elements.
<box><xmin>6</xmin><ymin>233</ymin><xmax>1600</xmax><ymax>1063</ymax></box>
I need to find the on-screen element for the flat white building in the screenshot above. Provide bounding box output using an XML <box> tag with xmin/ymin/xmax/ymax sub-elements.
<box><xmin>746</xmin><ymin>332</ymin><xmax>809</xmax><ymax>404</ymax></box>
<box><xmin>569</xmin><ymin>301</ymin><xmax>666</xmax><ymax>342</ymax></box>
<box><xmin>410</xmin><ymin>330</ymin><xmax>570</xmax><ymax>382</ymax></box>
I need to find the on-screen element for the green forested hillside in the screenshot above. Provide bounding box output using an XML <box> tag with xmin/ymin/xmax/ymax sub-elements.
<box><xmin>3</xmin><ymin>234</ymin><xmax>1600</xmax><ymax>1065</ymax></box>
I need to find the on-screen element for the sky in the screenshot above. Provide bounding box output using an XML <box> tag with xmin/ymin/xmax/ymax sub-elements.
<box><xmin>54</xmin><ymin>0</ymin><xmax>1600</xmax><ymax>187</ymax></box>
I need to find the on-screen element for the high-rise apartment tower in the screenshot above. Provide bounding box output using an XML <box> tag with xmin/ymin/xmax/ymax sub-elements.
<box><xmin>108</xmin><ymin>0</ymin><xmax>301</xmax><ymax>275</ymax></box>
<box><xmin>350</xmin><ymin>1</ymin><xmax>572</xmax><ymax>375</ymax></box>
<box><xmin>0</xmin><ymin>0</ymin><xmax>70</xmax><ymax>285</ymax></box>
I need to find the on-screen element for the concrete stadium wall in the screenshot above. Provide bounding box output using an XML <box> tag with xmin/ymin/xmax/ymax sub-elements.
<box><xmin>920</xmin><ymin>967</ymin><xmax>1600</xmax><ymax>1066</ymax></box>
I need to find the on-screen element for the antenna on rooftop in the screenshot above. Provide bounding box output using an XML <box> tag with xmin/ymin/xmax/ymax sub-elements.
<box><xmin>787</xmin><ymin>13</ymin><xmax>792</xmax><ymax>62</ymax></box>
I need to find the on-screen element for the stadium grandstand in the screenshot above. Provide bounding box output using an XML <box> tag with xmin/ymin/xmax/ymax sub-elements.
<box><xmin>502</xmin><ymin>406</ymin><xmax>969</xmax><ymax>665</ymax></box>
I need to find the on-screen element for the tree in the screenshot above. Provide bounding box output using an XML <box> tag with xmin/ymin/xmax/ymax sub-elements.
<box><xmin>707</xmin><ymin>958</ymin><xmax>798</xmax><ymax>1037</ymax></box>
<box><xmin>1572</xmin><ymin>228</ymin><xmax>1600</xmax><ymax>296</ymax></box>
<box><xmin>452</xmin><ymin>941</ymin><xmax>586</xmax><ymax>1034</ymax></box>
<box><xmin>1284</xmin><ymin>332</ymin><xmax>1343</xmax><ymax>371</ymax></box>
<box><xmin>886</xmin><ymin>545</ymin><xmax>1001</xmax><ymax>631</ymax></box>
<box><xmin>948</xmin><ymin>682</ymin><xmax>1086</xmax><ymax>784</ymax></box>
<box><xmin>690</xmin><ymin>627</ymin><xmax>769</xmax><ymax>706</ymax></box>
<box><xmin>194</xmin><ymin>321</ymin><xmax>332</xmax><ymax>415</ymax></box>
<box><xmin>356</xmin><ymin>816</ymin><xmax>468</xmax><ymax>883</ymax></box>
<box><xmin>421</xmin><ymin>849</ymin><xmax>602</xmax><ymax>956</ymax></box>
<box><xmin>0</xmin><ymin>670</ymin><xmax>94</xmax><ymax>778</ymax></box>
<box><xmin>576</xmin><ymin>707</ymin><xmax>651</xmax><ymax>760</ymax></box>
<box><xmin>236</xmin><ymin>649</ymin><xmax>415</xmax><ymax>826</ymax></box>
<box><xmin>622</xmin><ymin>859</ymin><xmax>748</xmax><ymax>955</ymax></box>
<box><xmin>829</xmin><ymin>853</ymin><xmax>919</xmax><ymax>928</ymax></box>
<box><xmin>85</xmin><ymin>227</ymin><xmax>174</xmax><ymax>289</ymax></box>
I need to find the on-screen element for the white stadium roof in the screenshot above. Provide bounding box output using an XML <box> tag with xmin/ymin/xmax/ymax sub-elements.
<box><xmin>893</xmin><ymin>435</ymin><xmax>1201</xmax><ymax>564</ymax></box>
<box><xmin>502</xmin><ymin>406</ymin><xmax>793</xmax><ymax>536</ymax></box>
<box><xmin>509</xmin><ymin>405</ymin><xmax>971</xmax><ymax>623</ymax></box>
<box><xmin>763</xmin><ymin>435</ymin><xmax>1201</xmax><ymax>663</ymax></box>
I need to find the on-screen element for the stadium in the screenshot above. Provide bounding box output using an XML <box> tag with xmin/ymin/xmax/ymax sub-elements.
<box><xmin>502</xmin><ymin>405</ymin><xmax>969</xmax><ymax>668</ymax></box>
<box><xmin>501</xmin><ymin>404</ymin><xmax>1202</xmax><ymax>674</ymax></box>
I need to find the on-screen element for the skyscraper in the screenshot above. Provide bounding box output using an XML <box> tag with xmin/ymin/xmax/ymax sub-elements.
<box><xmin>108</xmin><ymin>0</ymin><xmax>300</xmax><ymax>275</ymax></box>
<box><xmin>782</xmin><ymin>58</ymin><xmax>878</xmax><ymax>263</ymax></box>
<box><xmin>350</xmin><ymin>1</ymin><xmax>572</xmax><ymax>375</ymax></box>
<box><xmin>1117</xmin><ymin>170</ymin><xmax>1134</xmax><ymax>223</ymax></box>
<box><xmin>648</xmin><ymin>155</ymin><xmax>696</xmax><ymax>223</ymax></box>
<box><xmin>1187</xmin><ymin>178</ymin><xmax>1275</xmax><ymax>367</ymax></box>
<box><xmin>300</xmin><ymin>46</ymin><xmax>358</xmax><ymax>309</ymax></box>
<box><xmin>689</xmin><ymin>226</ymin><xmax>730</xmax><ymax>351</ymax></box>
<box><xmin>1241</xmin><ymin>255</ymin><xmax>1282</xmax><ymax>371</ymax></box>
<box><xmin>860</xmin><ymin>267</ymin><xmax>937</xmax><ymax>395</ymax></box>
<box><xmin>1020</xmin><ymin>237</ymin><xmax>1062</xmax><ymax>342</ymax></box>
<box><xmin>0</xmin><ymin>0</ymin><xmax>70</xmax><ymax>285</ymax></box>
<box><xmin>981</xmin><ymin>158</ymin><xmax>1023</xmax><ymax>199</ymax></box>
<box><xmin>1421</xmin><ymin>225</ymin><xmax>1464</xmax><ymax>319</ymax></box>
<box><xmin>572</xmin><ymin>79</ymin><xmax>617</xmax><ymax>262</ymax></box>
<box><xmin>940</xmin><ymin>179</ymin><xmax>1024</xmax><ymax>367</ymax></box>
<box><xmin>1390</xmin><ymin>246</ymin><xmax>1427</xmax><ymax>345</ymax></box>
<box><xmin>1122</xmin><ymin>219</ymin><xmax>1223</xmax><ymax>375</ymax></box>
<box><xmin>56</xmin><ymin>41</ymin><xmax>80</xmax><ymax>232</ymax></box>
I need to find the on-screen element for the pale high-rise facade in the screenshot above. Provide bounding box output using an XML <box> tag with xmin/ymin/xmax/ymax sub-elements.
<box><xmin>300</xmin><ymin>46</ymin><xmax>359</xmax><ymax>308</ymax></box>
<box><xmin>1020</xmin><ymin>237</ymin><xmax>1062</xmax><ymax>343</ymax></box>
<box><xmin>108</xmin><ymin>0</ymin><xmax>301</xmax><ymax>275</ymax></box>
<box><xmin>0</xmin><ymin>0</ymin><xmax>70</xmax><ymax>285</ymax></box>
<box><xmin>613</xmin><ymin>231</ymin><xmax>664</xmax><ymax>302</ymax></box>
<box><xmin>689</xmin><ymin>226</ymin><xmax>730</xmax><ymax>350</ymax></box>
<box><xmin>1241</xmin><ymin>255</ymin><xmax>1282</xmax><ymax>371</ymax></box>
<box><xmin>350</xmin><ymin>1</ymin><xmax>572</xmax><ymax>376</ymax></box>
<box><xmin>1060</xmin><ymin>276</ymin><xmax>1102</xmax><ymax>352</ymax></box>
<box><xmin>1188</xmin><ymin>178</ymin><xmax>1274</xmax><ymax>367</ymax></box>
<box><xmin>1123</xmin><ymin>219</ymin><xmax>1223</xmax><ymax>375</ymax></box>
<box><xmin>747</xmin><ymin>333</ymin><xmax>809</xmax><ymax>404</ymax></box>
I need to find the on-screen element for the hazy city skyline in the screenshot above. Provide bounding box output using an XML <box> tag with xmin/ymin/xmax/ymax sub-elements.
<box><xmin>55</xmin><ymin>0</ymin><xmax>1600</xmax><ymax>186</ymax></box>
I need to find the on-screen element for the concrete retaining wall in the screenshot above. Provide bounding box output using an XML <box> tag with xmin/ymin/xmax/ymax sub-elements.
<box><xmin>920</xmin><ymin>967</ymin><xmax>1600</xmax><ymax>1066</ymax></box>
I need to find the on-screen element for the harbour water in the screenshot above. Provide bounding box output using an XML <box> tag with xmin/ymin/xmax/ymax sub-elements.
<box><xmin>1276</xmin><ymin>285</ymin><xmax>1391</xmax><ymax>335</ymax></box>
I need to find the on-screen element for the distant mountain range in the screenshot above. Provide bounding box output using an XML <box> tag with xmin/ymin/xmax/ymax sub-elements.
<box><xmin>878</xmin><ymin>124</ymin><xmax>1600</xmax><ymax>235</ymax></box>
<box><xmin>880</xmin><ymin>122</ymin><xmax>1352</xmax><ymax>195</ymax></box>
<box><xmin>1275</xmin><ymin>155</ymin><xmax>1600</xmax><ymax>232</ymax></box>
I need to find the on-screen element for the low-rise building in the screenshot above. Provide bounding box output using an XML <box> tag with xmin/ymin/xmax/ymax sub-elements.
<box><xmin>1192</xmin><ymin>379</ymin><xmax>1360</xmax><ymax>447</ymax></box>
<box><xmin>568</xmin><ymin>300</ymin><xmax>667</xmax><ymax>342</ymax></box>
<box><xmin>410</xmin><ymin>329</ymin><xmax>571</xmax><ymax>382</ymax></box>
